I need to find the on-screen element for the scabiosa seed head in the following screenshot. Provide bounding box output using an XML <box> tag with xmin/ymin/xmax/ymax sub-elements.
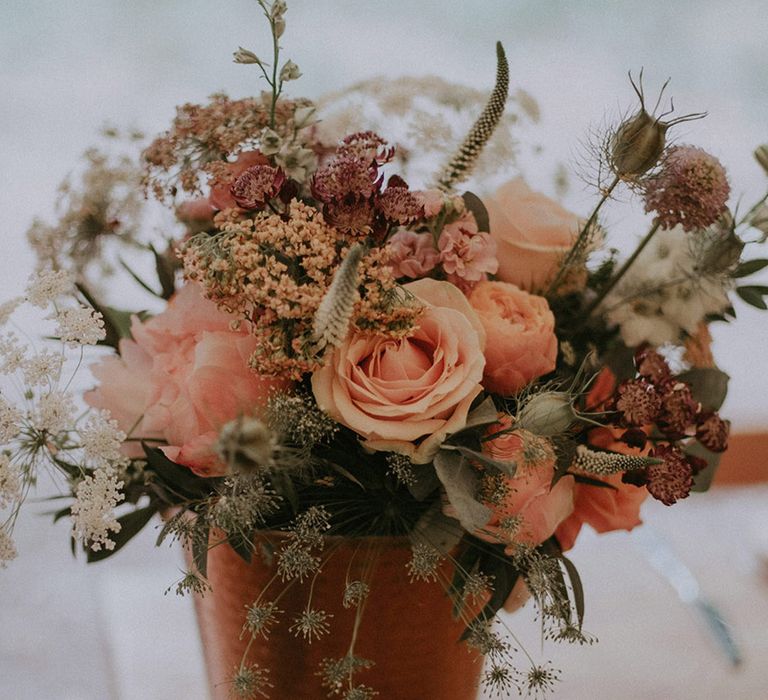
<box><xmin>646</xmin><ymin>444</ymin><xmax>693</xmax><ymax>505</ymax></box>
<box><xmin>644</xmin><ymin>145</ymin><xmax>730</xmax><ymax>232</ymax></box>
<box><xmin>696</xmin><ymin>412</ymin><xmax>730</xmax><ymax>453</ymax></box>
<box><xmin>230</xmin><ymin>164</ymin><xmax>285</xmax><ymax>210</ymax></box>
<box><xmin>616</xmin><ymin>379</ymin><xmax>662</xmax><ymax>426</ymax></box>
<box><xmin>657</xmin><ymin>382</ymin><xmax>699</xmax><ymax>438</ymax></box>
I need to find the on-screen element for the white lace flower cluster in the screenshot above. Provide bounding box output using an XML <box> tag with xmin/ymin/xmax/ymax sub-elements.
<box><xmin>603</xmin><ymin>226</ymin><xmax>731</xmax><ymax>347</ymax></box>
<box><xmin>0</xmin><ymin>271</ymin><xmax>126</xmax><ymax>563</ymax></box>
<box><xmin>70</xmin><ymin>468</ymin><xmax>125</xmax><ymax>552</ymax></box>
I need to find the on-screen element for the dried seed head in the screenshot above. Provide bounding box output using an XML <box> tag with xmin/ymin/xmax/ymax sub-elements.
<box><xmin>610</xmin><ymin>70</ymin><xmax>706</xmax><ymax>179</ymax></box>
<box><xmin>216</xmin><ymin>416</ymin><xmax>277</xmax><ymax>473</ymax></box>
<box><xmin>517</xmin><ymin>391</ymin><xmax>576</xmax><ymax>436</ymax></box>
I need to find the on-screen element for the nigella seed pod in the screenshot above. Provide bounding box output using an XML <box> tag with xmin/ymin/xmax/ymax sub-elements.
<box><xmin>517</xmin><ymin>391</ymin><xmax>577</xmax><ymax>436</ymax></box>
<box><xmin>610</xmin><ymin>70</ymin><xmax>707</xmax><ymax>180</ymax></box>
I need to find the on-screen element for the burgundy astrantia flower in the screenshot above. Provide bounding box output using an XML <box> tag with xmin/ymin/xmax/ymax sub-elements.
<box><xmin>230</xmin><ymin>164</ymin><xmax>285</xmax><ymax>210</ymax></box>
<box><xmin>635</xmin><ymin>346</ymin><xmax>672</xmax><ymax>385</ymax></box>
<box><xmin>696</xmin><ymin>412</ymin><xmax>730</xmax><ymax>453</ymax></box>
<box><xmin>616</xmin><ymin>378</ymin><xmax>662</xmax><ymax>426</ymax></box>
<box><xmin>323</xmin><ymin>199</ymin><xmax>375</xmax><ymax>235</ymax></box>
<box><xmin>645</xmin><ymin>444</ymin><xmax>694</xmax><ymax>505</ymax></box>
<box><xmin>337</xmin><ymin>131</ymin><xmax>395</xmax><ymax>165</ymax></box>
<box><xmin>311</xmin><ymin>156</ymin><xmax>381</xmax><ymax>203</ymax></box>
<box><xmin>644</xmin><ymin>145</ymin><xmax>730</xmax><ymax>232</ymax></box>
<box><xmin>377</xmin><ymin>180</ymin><xmax>424</xmax><ymax>225</ymax></box>
<box><xmin>657</xmin><ymin>382</ymin><xmax>699</xmax><ymax>439</ymax></box>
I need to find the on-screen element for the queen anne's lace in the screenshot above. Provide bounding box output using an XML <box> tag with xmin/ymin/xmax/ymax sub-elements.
<box><xmin>70</xmin><ymin>468</ymin><xmax>125</xmax><ymax>551</ymax></box>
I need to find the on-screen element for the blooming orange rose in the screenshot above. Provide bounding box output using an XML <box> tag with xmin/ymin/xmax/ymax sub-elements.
<box><xmin>468</xmin><ymin>280</ymin><xmax>557</xmax><ymax>396</ymax></box>
<box><xmin>476</xmin><ymin>417</ymin><xmax>574</xmax><ymax>549</ymax></box>
<box><xmin>311</xmin><ymin>279</ymin><xmax>486</xmax><ymax>463</ymax></box>
<box><xmin>86</xmin><ymin>284</ymin><xmax>289</xmax><ymax>476</ymax></box>
<box><xmin>484</xmin><ymin>177</ymin><xmax>580</xmax><ymax>292</ymax></box>
<box><xmin>555</xmin><ymin>426</ymin><xmax>649</xmax><ymax>551</ymax></box>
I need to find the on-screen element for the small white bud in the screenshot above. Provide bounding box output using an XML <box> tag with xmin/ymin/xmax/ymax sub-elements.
<box><xmin>233</xmin><ymin>47</ymin><xmax>261</xmax><ymax>65</ymax></box>
<box><xmin>279</xmin><ymin>60</ymin><xmax>301</xmax><ymax>82</ymax></box>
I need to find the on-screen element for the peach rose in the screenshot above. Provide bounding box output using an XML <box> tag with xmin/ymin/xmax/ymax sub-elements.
<box><xmin>484</xmin><ymin>177</ymin><xmax>580</xmax><ymax>292</ymax></box>
<box><xmin>477</xmin><ymin>417</ymin><xmax>574</xmax><ymax>549</ymax></box>
<box><xmin>468</xmin><ymin>280</ymin><xmax>557</xmax><ymax>396</ymax></box>
<box><xmin>311</xmin><ymin>278</ymin><xmax>486</xmax><ymax>463</ymax></box>
<box><xmin>555</xmin><ymin>427</ymin><xmax>649</xmax><ymax>551</ymax></box>
<box><xmin>86</xmin><ymin>284</ymin><xmax>288</xmax><ymax>477</ymax></box>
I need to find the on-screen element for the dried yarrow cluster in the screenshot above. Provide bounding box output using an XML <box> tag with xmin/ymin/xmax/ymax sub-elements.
<box><xmin>182</xmin><ymin>200</ymin><xmax>422</xmax><ymax>377</ymax></box>
<box><xmin>142</xmin><ymin>92</ymin><xmax>315</xmax><ymax>200</ymax></box>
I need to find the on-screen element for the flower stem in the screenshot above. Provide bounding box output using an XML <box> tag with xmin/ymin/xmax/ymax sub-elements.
<box><xmin>583</xmin><ymin>219</ymin><xmax>662</xmax><ymax>318</ymax></box>
<box><xmin>547</xmin><ymin>175</ymin><xmax>620</xmax><ymax>296</ymax></box>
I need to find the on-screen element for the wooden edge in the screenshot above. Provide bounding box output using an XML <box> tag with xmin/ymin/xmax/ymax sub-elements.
<box><xmin>714</xmin><ymin>432</ymin><xmax>768</xmax><ymax>485</ymax></box>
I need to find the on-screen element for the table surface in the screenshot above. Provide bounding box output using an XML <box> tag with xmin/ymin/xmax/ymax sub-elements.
<box><xmin>2</xmin><ymin>479</ymin><xmax>767</xmax><ymax>700</ymax></box>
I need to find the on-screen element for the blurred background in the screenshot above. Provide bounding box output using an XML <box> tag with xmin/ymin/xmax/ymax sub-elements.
<box><xmin>1</xmin><ymin>1</ymin><xmax>767</xmax><ymax>698</ymax></box>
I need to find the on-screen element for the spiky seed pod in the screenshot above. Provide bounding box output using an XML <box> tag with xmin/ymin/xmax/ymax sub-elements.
<box><xmin>312</xmin><ymin>243</ymin><xmax>365</xmax><ymax>353</ymax></box>
<box><xmin>572</xmin><ymin>445</ymin><xmax>661</xmax><ymax>475</ymax></box>
<box><xmin>435</xmin><ymin>42</ymin><xmax>509</xmax><ymax>192</ymax></box>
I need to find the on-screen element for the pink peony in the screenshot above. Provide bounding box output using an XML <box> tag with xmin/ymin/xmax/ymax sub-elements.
<box><xmin>438</xmin><ymin>211</ymin><xmax>498</xmax><ymax>288</ymax></box>
<box><xmin>86</xmin><ymin>284</ymin><xmax>289</xmax><ymax>477</ymax></box>
<box><xmin>387</xmin><ymin>229</ymin><xmax>440</xmax><ymax>279</ymax></box>
<box><xmin>311</xmin><ymin>278</ymin><xmax>486</xmax><ymax>463</ymax></box>
<box><xmin>468</xmin><ymin>280</ymin><xmax>557</xmax><ymax>396</ymax></box>
<box><xmin>484</xmin><ymin>178</ymin><xmax>580</xmax><ymax>292</ymax></box>
<box><xmin>477</xmin><ymin>416</ymin><xmax>574</xmax><ymax>550</ymax></box>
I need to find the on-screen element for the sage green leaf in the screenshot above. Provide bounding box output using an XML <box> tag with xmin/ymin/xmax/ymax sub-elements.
<box><xmin>677</xmin><ymin>368</ymin><xmax>729</xmax><ymax>411</ymax></box>
<box><xmin>407</xmin><ymin>463</ymin><xmax>441</xmax><ymax>501</ymax></box>
<box><xmin>686</xmin><ymin>441</ymin><xmax>721</xmax><ymax>492</ymax></box>
<box><xmin>433</xmin><ymin>451</ymin><xmax>491</xmax><ymax>532</ymax></box>
<box><xmin>733</xmin><ymin>258</ymin><xmax>768</xmax><ymax>278</ymax></box>
<box><xmin>445</xmin><ymin>445</ymin><xmax>516</xmax><ymax>477</ymax></box>
<box><xmin>560</xmin><ymin>554</ymin><xmax>585</xmax><ymax>629</ymax></box>
<box><xmin>462</xmin><ymin>191</ymin><xmax>490</xmax><ymax>232</ymax></box>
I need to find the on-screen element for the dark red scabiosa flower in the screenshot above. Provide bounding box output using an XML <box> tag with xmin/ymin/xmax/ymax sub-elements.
<box><xmin>635</xmin><ymin>346</ymin><xmax>672</xmax><ymax>385</ymax></box>
<box><xmin>230</xmin><ymin>164</ymin><xmax>285</xmax><ymax>210</ymax></box>
<box><xmin>643</xmin><ymin>145</ymin><xmax>730</xmax><ymax>232</ymax></box>
<box><xmin>646</xmin><ymin>444</ymin><xmax>694</xmax><ymax>505</ymax></box>
<box><xmin>696</xmin><ymin>412</ymin><xmax>730</xmax><ymax>453</ymax></box>
<box><xmin>323</xmin><ymin>199</ymin><xmax>375</xmax><ymax>235</ymax></box>
<box><xmin>616</xmin><ymin>378</ymin><xmax>662</xmax><ymax>426</ymax></box>
<box><xmin>657</xmin><ymin>382</ymin><xmax>700</xmax><ymax>438</ymax></box>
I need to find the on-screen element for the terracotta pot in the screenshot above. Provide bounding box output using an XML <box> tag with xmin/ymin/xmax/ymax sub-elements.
<box><xmin>190</xmin><ymin>535</ymin><xmax>483</xmax><ymax>699</ymax></box>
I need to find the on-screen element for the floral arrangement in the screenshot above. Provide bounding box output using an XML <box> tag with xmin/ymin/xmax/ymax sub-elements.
<box><xmin>3</xmin><ymin>2</ymin><xmax>768</xmax><ymax>698</ymax></box>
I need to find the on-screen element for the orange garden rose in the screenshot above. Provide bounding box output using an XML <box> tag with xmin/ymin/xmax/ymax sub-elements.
<box><xmin>85</xmin><ymin>284</ymin><xmax>289</xmax><ymax>477</ymax></box>
<box><xmin>476</xmin><ymin>416</ymin><xmax>574</xmax><ymax>550</ymax></box>
<box><xmin>484</xmin><ymin>177</ymin><xmax>580</xmax><ymax>292</ymax></box>
<box><xmin>468</xmin><ymin>280</ymin><xmax>557</xmax><ymax>396</ymax></box>
<box><xmin>311</xmin><ymin>279</ymin><xmax>486</xmax><ymax>463</ymax></box>
<box><xmin>555</xmin><ymin>426</ymin><xmax>650</xmax><ymax>551</ymax></box>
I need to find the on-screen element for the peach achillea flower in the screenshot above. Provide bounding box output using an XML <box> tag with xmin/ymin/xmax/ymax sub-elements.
<box><xmin>86</xmin><ymin>283</ymin><xmax>289</xmax><ymax>476</ymax></box>
<box><xmin>468</xmin><ymin>281</ymin><xmax>557</xmax><ymax>396</ymax></box>
<box><xmin>311</xmin><ymin>279</ymin><xmax>485</xmax><ymax>464</ymax></box>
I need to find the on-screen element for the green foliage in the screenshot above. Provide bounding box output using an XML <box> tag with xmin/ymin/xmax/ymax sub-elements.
<box><xmin>677</xmin><ymin>368</ymin><xmax>729</xmax><ymax>411</ymax></box>
<box><xmin>86</xmin><ymin>504</ymin><xmax>159</xmax><ymax>563</ymax></box>
<box><xmin>736</xmin><ymin>284</ymin><xmax>768</xmax><ymax>309</ymax></box>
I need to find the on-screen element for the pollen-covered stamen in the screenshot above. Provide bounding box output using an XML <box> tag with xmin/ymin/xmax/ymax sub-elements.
<box><xmin>572</xmin><ymin>445</ymin><xmax>660</xmax><ymax>476</ymax></box>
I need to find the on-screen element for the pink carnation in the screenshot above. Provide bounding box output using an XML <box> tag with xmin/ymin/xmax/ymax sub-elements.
<box><xmin>387</xmin><ymin>229</ymin><xmax>440</xmax><ymax>279</ymax></box>
<box><xmin>85</xmin><ymin>284</ymin><xmax>289</xmax><ymax>477</ymax></box>
<box><xmin>438</xmin><ymin>211</ymin><xmax>498</xmax><ymax>288</ymax></box>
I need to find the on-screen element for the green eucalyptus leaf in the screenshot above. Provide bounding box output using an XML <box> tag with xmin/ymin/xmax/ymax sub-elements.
<box><xmin>736</xmin><ymin>285</ymin><xmax>768</xmax><ymax>309</ymax></box>
<box><xmin>733</xmin><ymin>258</ymin><xmax>768</xmax><ymax>278</ymax></box>
<box><xmin>143</xmin><ymin>444</ymin><xmax>216</xmax><ymax>502</ymax></box>
<box><xmin>462</xmin><ymin>192</ymin><xmax>490</xmax><ymax>232</ymax></box>
<box><xmin>677</xmin><ymin>368</ymin><xmax>729</xmax><ymax>411</ymax></box>
<box><xmin>686</xmin><ymin>441</ymin><xmax>721</xmax><ymax>492</ymax></box>
<box><xmin>560</xmin><ymin>554</ymin><xmax>585</xmax><ymax>629</ymax></box>
<box><xmin>86</xmin><ymin>504</ymin><xmax>158</xmax><ymax>563</ymax></box>
<box><xmin>433</xmin><ymin>451</ymin><xmax>491</xmax><ymax>533</ymax></box>
<box><xmin>411</xmin><ymin>500</ymin><xmax>464</xmax><ymax>555</ymax></box>
<box><xmin>570</xmin><ymin>473</ymin><xmax>618</xmax><ymax>490</ymax></box>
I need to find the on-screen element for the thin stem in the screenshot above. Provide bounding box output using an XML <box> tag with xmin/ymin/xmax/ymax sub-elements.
<box><xmin>737</xmin><ymin>190</ymin><xmax>768</xmax><ymax>228</ymax></box>
<box><xmin>583</xmin><ymin>219</ymin><xmax>662</xmax><ymax>318</ymax></box>
<box><xmin>547</xmin><ymin>175</ymin><xmax>621</xmax><ymax>296</ymax></box>
<box><xmin>269</xmin><ymin>19</ymin><xmax>279</xmax><ymax>129</ymax></box>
